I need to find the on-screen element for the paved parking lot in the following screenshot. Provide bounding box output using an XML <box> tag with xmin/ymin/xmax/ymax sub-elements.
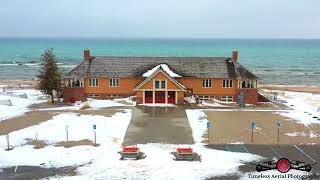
<box><xmin>122</xmin><ymin>106</ymin><xmax>194</xmax><ymax>146</ymax></box>
<box><xmin>206</xmin><ymin>144</ymin><xmax>320</xmax><ymax>174</ymax></box>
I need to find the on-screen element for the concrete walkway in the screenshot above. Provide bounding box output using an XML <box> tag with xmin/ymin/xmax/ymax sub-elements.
<box><xmin>122</xmin><ymin>106</ymin><xmax>194</xmax><ymax>146</ymax></box>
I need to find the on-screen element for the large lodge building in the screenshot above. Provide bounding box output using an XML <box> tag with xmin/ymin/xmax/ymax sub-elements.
<box><xmin>63</xmin><ymin>49</ymin><xmax>260</xmax><ymax>105</ymax></box>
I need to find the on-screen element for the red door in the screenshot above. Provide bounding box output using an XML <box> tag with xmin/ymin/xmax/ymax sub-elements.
<box><xmin>155</xmin><ymin>91</ymin><xmax>165</xmax><ymax>103</ymax></box>
<box><xmin>167</xmin><ymin>91</ymin><xmax>176</xmax><ymax>104</ymax></box>
<box><xmin>145</xmin><ymin>91</ymin><xmax>153</xmax><ymax>103</ymax></box>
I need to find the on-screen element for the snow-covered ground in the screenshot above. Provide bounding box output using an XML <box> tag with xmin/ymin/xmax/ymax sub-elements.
<box><xmin>39</xmin><ymin>97</ymin><xmax>136</xmax><ymax>111</ymax></box>
<box><xmin>275</xmin><ymin>91</ymin><xmax>320</xmax><ymax>126</ymax></box>
<box><xmin>1</xmin><ymin>89</ymin><xmax>318</xmax><ymax>179</ymax></box>
<box><xmin>0</xmin><ymin>89</ymin><xmax>47</xmax><ymax>121</ymax></box>
<box><xmin>285</xmin><ymin>131</ymin><xmax>320</xmax><ymax>138</ymax></box>
<box><xmin>138</xmin><ymin>103</ymin><xmax>177</xmax><ymax>107</ymax></box>
<box><xmin>198</xmin><ymin>101</ymin><xmax>228</xmax><ymax>108</ymax></box>
<box><xmin>184</xmin><ymin>96</ymin><xmax>196</xmax><ymax>104</ymax></box>
<box><xmin>186</xmin><ymin>110</ymin><xmax>209</xmax><ymax>144</ymax></box>
<box><xmin>0</xmin><ymin>108</ymin><xmax>261</xmax><ymax>180</ymax></box>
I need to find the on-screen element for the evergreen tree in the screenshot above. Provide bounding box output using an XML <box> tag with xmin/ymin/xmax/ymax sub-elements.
<box><xmin>37</xmin><ymin>49</ymin><xmax>62</xmax><ymax>103</ymax></box>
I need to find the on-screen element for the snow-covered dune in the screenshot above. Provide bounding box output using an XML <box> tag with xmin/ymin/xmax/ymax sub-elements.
<box><xmin>0</xmin><ymin>89</ymin><xmax>47</xmax><ymax>121</ymax></box>
<box><xmin>276</xmin><ymin>91</ymin><xmax>320</xmax><ymax>126</ymax></box>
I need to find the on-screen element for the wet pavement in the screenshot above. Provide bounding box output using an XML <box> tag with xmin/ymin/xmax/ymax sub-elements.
<box><xmin>0</xmin><ymin>166</ymin><xmax>77</xmax><ymax>180</ymax></box>
<box><xmin>206</xmin><ymin>144</ymin><xmax>320</xmax><ymax>179</ymax></box>
<box><xmin>122</xmin><ymin>105</ymin><xmax>194</xmax><ymax>146</ymax></box>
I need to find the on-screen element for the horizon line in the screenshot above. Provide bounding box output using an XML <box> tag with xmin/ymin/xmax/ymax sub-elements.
<box><xmin>1</xmin><ymin>36</ymin><xmax>320</xmax><ymax>40</ymax></box>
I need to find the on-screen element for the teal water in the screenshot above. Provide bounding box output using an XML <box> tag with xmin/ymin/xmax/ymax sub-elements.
<box><xmin>0</xmin><ymin>38</ymin><xmax>319</xmax><ymax>85</ymax></box>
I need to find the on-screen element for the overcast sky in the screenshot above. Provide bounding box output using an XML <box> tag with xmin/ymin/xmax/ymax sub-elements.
<box><xmin>0</xmin><ymin>0</ymin><xmax>319</xmax><ymax>38</ymax></box>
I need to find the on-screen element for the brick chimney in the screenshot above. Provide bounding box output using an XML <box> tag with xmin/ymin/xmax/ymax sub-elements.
<box><xmin>232</xmin><ymin>50</ymin><xmax>238</xmax><ymax>62</ymax></box>
<box><xmin>84</xmin><ymin>48</ymin><xmax>90</xmax><ymax>61</ymax></box>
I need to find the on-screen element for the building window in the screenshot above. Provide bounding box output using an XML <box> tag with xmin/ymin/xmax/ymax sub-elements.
<box><xmin>89</xmin><ymin>78</ymin><xmax>99</xmax><ymax>87</ymax></box>
<box><xmin>109</xmin><ymin>78</ymin><xmax>120</xmax><ymax>87</ymax></box>
<box><xmin>88</xmin><ymin>94</ymin><xmax>100</xmax><ymax>98</ymax></box>
<box><xmin>223</xmin><ymin>79</ymin><xmax>233</xmax><ymax>88</ymax></box>
<box><xmin>198</xmin><ymin>95</ymin><xmax>214</xmax><ymax>101</ymax></box>
<box><xmin>239</xmin><ymin>80</ymin><xmax>257</xmax><ymax>89</ymax></box>
<box><xmin>80</xmin><ymin>80</ymin><xmax>84</xmax><ymax>87</ymax></box>
<box><xmin>155</xmin><ymin>80</ymin><xmax>166</xmax><ymax>89</ymax></box>
<box><xmin>202</xmin><ymin>79</ymin><xmax>212</xmax><ymax>88</ymax></box>
<box><xmin>161</xmin><ymin>80</ymin><xmax>166</xmax><ymax>89</ymax></box>
<box><xmin>221</xmin><ymin>96</ymin><xmax>233</xmax><ymax>102</ymax></box>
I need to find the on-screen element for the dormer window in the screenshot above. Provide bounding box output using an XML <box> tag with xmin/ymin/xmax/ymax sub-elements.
<box><xmin>154</xmin><ymin>80</ymin><xmax>166</xmax><ymax>89</ymax></box>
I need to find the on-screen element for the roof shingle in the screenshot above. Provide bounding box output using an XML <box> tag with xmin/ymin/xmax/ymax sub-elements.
<box><xmin>64</xmin><ymin>56</ymin><xmax>258</xmax><ymax>80</ymax></box>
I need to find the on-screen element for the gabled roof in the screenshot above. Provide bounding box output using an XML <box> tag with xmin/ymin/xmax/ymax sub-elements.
<box><xmin>64</xmin><ymin>56</ymin><xmax>258</xmax><ymax>80</ymax></box>
<box><xmin>133</xmin><ymin>66</ymin><xmax>187</xmax><ymax>91</ymax></box>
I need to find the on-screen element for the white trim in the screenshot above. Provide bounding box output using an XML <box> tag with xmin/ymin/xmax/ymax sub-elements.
<box><xmin>175</xmin><ymin>91</ymin><xmax>178</xmax><ymax>104</ymax></box>
<box><xmin>133</xmin><ymin>67</ymin><xmax>186</xmax><ymax>92</ymax></box>
<box><xmin>165</xmin><ymin>91</ymin><xmax>168</xmax><ymax>104</ymax></box>
<box><xmin>136</xmin><ymin>89</ymin><xmax>184</xmax><ymax>91</ymax></box>
<box><xmin>143</xmin><ymin>90</ymin><xmax>145</xmax><ymax>104</ymax></box>
<box><xmin>152</xmin><ymin>91</ymin><xmax>155</xmax><ymax>103</ymax></box>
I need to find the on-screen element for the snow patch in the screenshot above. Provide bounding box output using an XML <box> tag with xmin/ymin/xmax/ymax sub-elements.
<box><xmin>275</xmin><ymin>91</ymin><xmax>320</xmax><ymax>126</ymax></box>
<box><xmin>198</xmin><ymin>101</ymin><xmax>228</xmax><ymax>107</ymax></box>
<box><xmin>143</xmin><ymin>64</ymin><xmax>181</xmax><ymax>77</ymax></box>
<box><xmin>186</xmin><ymin>109</ymin><xmax>209</xmax><ymax>144</ymax></box>
<box><xmin>39</xmin><ymin>98</ymin><xmax>135</xmax><ymax>111</ymax></box>
<box><xmin>138</xmin><ymin>103</ymin><xmax>177</xmax><ymax>107</ymax></box>
<box><xmin>184</xmin><ymin>96</ymin><xmax>196</xmax><ymax>103</ymax></box>
<box><xmin>0</xmin><ymin>89</ymin><xmax>47</xmax><ymax>121</ymax></box>
<box><xmin>0</xmin><ymin>109</ymin><xmax>261</xmax><ymax>179</ymax></box>
<box><xmin>285</xmin><ymin>131</ymin><xmax>319</xmax><ymax>138</ymax></box>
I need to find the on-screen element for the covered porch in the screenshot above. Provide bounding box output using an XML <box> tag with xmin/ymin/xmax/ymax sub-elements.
<box><xmin>143</xmin><ymin>90</ymin><xmax>178</xmax><ymax>104</ymax></box>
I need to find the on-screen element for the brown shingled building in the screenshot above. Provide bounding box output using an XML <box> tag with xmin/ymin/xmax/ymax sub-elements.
<box><xmin>63</xmin><ymin>49</ymin><xmax>260</xmax><ymax>105</ymax></box>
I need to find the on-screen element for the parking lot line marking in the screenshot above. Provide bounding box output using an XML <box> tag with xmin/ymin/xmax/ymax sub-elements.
<box><xmin>268</xmin><ymin>145</ymin><xmax>282</xmax><ymax>158</ymax></box>
<box><xmin>293</xmin><ymin>145</ymin><xmax>317</xmax><ymax>163</ymax></box>
<box><xmin>240</xmin><ymin>144</ymin><xmax>250</xmax><ymax>153</ymax></box>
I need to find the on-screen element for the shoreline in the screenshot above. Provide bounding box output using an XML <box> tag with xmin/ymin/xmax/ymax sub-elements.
<box><xmin>1</xmin><ymin>79</ymin><xmax>320</xmax><ymax>93</ymax></box>
<box><xmin>260</xmin><ymin>84</ymin><xmax>320</xmax><ymax>93</ymax></box>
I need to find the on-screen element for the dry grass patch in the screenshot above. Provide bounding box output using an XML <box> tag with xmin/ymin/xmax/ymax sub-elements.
<box><xmin>204</xmin><ymin>111</ymin><xmax>320</xmax><ymax>144</ymax></box>
<box><xmin>80</xmin><ymin>101</ymin><xmax>91</xmax><ymax>110</ymax></box>
<box><xmin>24</xmin><ymin>138</ymin><xmax>48</xmax><ymax>149</ymax></box>
<box><xmin>55</xmin><ymin>139</ymin><xmax>99</xmax><ymax>148</ymax></box>
<box><xmin>0</xmin><ymin>111</ymin><xmax>55</xmax><ymax>135</ymax></box>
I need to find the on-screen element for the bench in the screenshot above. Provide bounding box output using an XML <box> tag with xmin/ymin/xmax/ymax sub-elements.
<box><xmin>119</xmin><ymin>145</ymin><xmax>141</xmax><ymax>160</ymax></box>
<box><xmin>175</xmin><ymin>147</ymin><xmax>195</xmax><ymax>161</ymax></box>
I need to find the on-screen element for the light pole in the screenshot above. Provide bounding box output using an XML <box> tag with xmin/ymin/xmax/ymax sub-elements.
<box><xmin>65</xmin><ymin>125</ymin><xmax>69</xmax><ymax>142</ymax></box>
<box><xmin>93</xmin><ymin>124</ymin><xmax>97</xmax><ymax>146</ymax></box>
<box><xmin>207</xmin><ymin>121</ymin><xmax>211</xmax><ymax>143</ymax></box>
<box><xmin>251</xmin><ymin>122</ymin><xmax>256</xmax><ymax>143</ymax></box>
<box><xmin>276</xmin><ymin>122</ymin><xmax>281</xmax><ymax>143</ymax></box>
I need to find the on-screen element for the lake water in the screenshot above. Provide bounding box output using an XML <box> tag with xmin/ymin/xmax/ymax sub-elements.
<box><xmin>0</xmin><ymin>38</ymin><xmax>319</xmax><ymax>85</ymax></box>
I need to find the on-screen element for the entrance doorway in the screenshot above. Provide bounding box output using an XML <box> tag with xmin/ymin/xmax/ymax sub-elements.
<box><xmin>167</xmin><ymin>91</ymin><xmax>176</xmax><ymax>104</ymax></box>
<box><xmin>145</xmin><ymin>91</ymin><xmax>153</xmax><ymax>103</ymax></box>
<box><xmin>155</xmin><ymin>91</ymin><xmax>165</xmax><ymax>103</ymax></box>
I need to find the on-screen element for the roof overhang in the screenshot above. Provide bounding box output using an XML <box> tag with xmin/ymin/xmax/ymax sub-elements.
<box><xmin>133</xmin><ymin>66</ymin><xmax>187</xmax><ymax>92</ymax></box>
